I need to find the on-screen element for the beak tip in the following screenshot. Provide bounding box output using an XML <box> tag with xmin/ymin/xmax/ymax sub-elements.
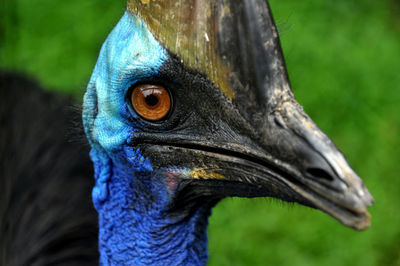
<box><xmin>349</xmin><ymin>185</ymin><xmax>374</xmax><ymax>230</ymax></box>
<box><xmin>353</xmin><ymin>210</ymin><xmax>371</xmax><ymax>231</ymax></box>
<box><xmin>355</xmin><ymin>180</ymin><xmax>374</xmax><ymax>207</ymax></box>
<box><xmin>365</xmin><ymin>194</ymin><xmax>375</xmax><ymax>207</ymax></box>
<box><xmin>363</xmin><ymin>186</ymin><xmax>375</xmax><ymax>206</ymax></box>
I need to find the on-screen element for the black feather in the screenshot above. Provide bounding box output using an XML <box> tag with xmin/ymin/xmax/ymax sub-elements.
<box><xmin>0</xmin><ymin>71</ymin><xmax>98</xmax><ymax>266</ymax></box>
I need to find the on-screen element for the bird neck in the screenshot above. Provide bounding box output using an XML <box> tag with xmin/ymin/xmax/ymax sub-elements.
<box><xmin>96</xmin><ymin>159</ymin><xmax>212</xmax><ymax>265</ymax></box>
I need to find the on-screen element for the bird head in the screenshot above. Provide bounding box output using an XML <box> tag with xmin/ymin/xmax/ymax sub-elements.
<box><xmin>83</xmin><ymin>0</ymin><xmax>373</xmax><ymax>230</ymax></box>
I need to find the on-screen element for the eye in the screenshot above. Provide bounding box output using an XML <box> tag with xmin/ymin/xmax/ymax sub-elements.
<box><xmin>131</xmin><ymin>84</ymin><xmax>172</xmax><ymax>121</ymax></box>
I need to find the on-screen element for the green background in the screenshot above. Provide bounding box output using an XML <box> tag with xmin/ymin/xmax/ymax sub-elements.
<box><xmin>1</xmin><ymin>0</ymin><xmax>399</xmax><ymax>265</ymax></box>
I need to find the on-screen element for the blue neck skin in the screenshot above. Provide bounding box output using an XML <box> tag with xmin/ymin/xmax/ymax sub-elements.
<box><xmin>95</xmin><ymin>149</ymin><xmax>212</xmax><ymax>265</ymax></box>
<box><xmin>83</xmin><ymin>12</ymin><xmax>212</xmax><ymax>265</ymax></box>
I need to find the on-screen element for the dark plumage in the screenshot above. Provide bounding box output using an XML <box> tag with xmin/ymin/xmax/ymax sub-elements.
<box><xmin>0</xmin><ymin>72</ymin><xmax>98</xmax><ymax>265</ymax></box>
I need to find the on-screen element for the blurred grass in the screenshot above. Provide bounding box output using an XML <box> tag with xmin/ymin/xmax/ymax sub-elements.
<box><xmin>1</xmin><ymin>0</ymin><xmax>400</xmax><ymax>265</ymax></box>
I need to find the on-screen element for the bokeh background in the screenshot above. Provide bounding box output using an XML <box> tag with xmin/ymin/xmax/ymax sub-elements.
<box><xmin>1</xmin><ymin>0</ymin><xmax>399</xmax><ymax>265</ymax></box>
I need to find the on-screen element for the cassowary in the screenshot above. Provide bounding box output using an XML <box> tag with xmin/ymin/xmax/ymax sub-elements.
<box><xmin>1</xmin><ymin>0</ymin><xmax>374</xmax><ymax>265</ymax></box>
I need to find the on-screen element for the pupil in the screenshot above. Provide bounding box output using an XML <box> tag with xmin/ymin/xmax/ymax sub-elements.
<box><xmin>145</xmin><ymin>94</ymin><xmax>159</xmax><ymax>106</ymax></box>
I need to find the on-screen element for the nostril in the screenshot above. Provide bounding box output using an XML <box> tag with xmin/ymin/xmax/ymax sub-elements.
<box><xmin>306</xmin><ymin>167</ymin><xmax>334</xmax><ymax>181</ymax></box>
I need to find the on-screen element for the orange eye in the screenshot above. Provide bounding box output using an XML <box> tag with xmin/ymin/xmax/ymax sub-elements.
<box><xmin>131</xmin><ymin>84</ymin><xmax>171</xmax><ymax>121</ymax></box>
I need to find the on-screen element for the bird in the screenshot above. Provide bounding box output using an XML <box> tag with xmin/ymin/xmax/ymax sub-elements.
<box><xmin>81</xmin><ymin>0</ymin><xmax>374</xmax><ymax>264</ymax></box>
<box><xmin>1</xmin><ymin>0</ymin><xmax>374</xmax><ymax>265</ymax></box>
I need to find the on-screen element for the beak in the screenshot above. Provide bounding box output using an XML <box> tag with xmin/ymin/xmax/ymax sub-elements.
<box><xmin>213</xmin><ymin>0</ymin><xmax>374</xmax><ymax>229</ymax></box>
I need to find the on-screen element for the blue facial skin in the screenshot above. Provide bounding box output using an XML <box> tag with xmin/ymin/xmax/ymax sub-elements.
<box><xmin>83</xmin><ymin>11</ymin><xmax>210</xmax><ymax>265</ymax></box>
